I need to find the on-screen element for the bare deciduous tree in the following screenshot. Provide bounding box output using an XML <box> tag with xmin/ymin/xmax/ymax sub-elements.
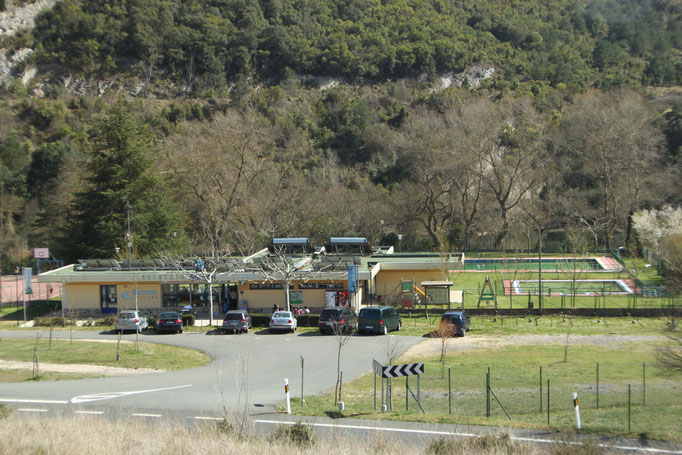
<box><xmin>435</xmin><ymin>320</ymin><xmax>455</xmax><ymax>379</ymax></box>
<box><xmin>333</xmin><ymin>323</ymin><xmax>352</xmax><ymax>405</ymax></box>
<box><xmin>555</xmin><ymin>90</ymin><xmax>665</xmax><ymax>250</ymax></box>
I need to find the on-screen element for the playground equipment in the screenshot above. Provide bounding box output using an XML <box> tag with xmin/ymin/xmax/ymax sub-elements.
<box><xmin>477</xmin><ymin>275</ymin><xmax>498</xmax><ymax>309</ymax></box>
<box><xmin>388</xmin><ymin>279</ymin><xmax>454</xmax><ymax>310</ymax></box>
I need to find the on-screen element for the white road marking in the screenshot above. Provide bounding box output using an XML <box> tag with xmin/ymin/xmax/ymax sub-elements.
<box><xmin>71</xmin><ymin>384</ymin><xmax>191</xmax><ymax>403</ymax></box>
<box><xmin>18</xmin><ymin>408</ymin><xmax>48</xmax><ymax>413</ymax></box>
<box><xmin>193</xmin><ymin>416</ymin><xmax>223</xmax><ymax>421</ymax></box>
<box><xmin>75</xmin><ymin>410</ymin><xmax>104</xmax><ymax>415</ymax></box>
<box><xmin>0</xmin><ymin>398</ymin><xmax>68</xmax><ymax>404</ymax></box>
<box><xmin>254</xmin><ymin>420</ymin><xmax>682</xmax><ymax>454</ymax></box>
<box><xmin>132</xmin><ymin>413</ymin><xmax>161</xmax><ymax>418</ymax></box>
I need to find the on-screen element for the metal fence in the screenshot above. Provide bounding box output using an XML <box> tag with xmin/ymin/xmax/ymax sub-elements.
<box><xmin>360</xmin><ymin>358</ymin><xmax>675</xmax><ymax>436</ymax></box>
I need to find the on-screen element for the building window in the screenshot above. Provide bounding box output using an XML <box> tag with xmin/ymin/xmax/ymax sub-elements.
<box><xmin>249</xmin><ymin>283</ymin><xmax>283</xmax><ymax>290</ymax></box>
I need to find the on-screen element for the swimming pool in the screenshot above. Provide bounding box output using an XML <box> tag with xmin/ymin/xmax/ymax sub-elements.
<box><xmin>505</xmin><ymin>279</ymin><xmax>637</xmax><ymax>296</ymax></box>
<box><xmin>463</xmin><ymin>256</ymin><xmax>619</xmax><ymax>272</ymax></box>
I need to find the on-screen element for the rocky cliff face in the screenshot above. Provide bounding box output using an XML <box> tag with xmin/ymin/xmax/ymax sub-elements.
<box><xmin>0</xmin><ymin>0</ymin><xmax>55</xmax><ymax>37</ymax></box>
<box><xmin>0</xmin><ymin>0</ymin><xmax>56</xmax><ymax>86</ymax></box>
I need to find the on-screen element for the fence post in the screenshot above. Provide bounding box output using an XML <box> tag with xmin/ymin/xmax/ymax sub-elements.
<box><xmin>547</xmin><ymin>379</ymin><xmax>550</xmax><ymax>426</ymax></box>
<box><xmin>448</xmin><ymin>367</ymin><xmax>452</xmax><ymax>415</ymax></box>
<box><xmin>540</xmin><ymin>365</ymin><xmax>542</xmax><ymax>412</ymax></box>
<box><xmin>300</xmin><ymin>356</ymin><xmax>304</xmax><ymax>404</ymax></box>
<box><xmin>628</xmin><ymin>384</ymin><xmax>631</xmax><ymax>433</ymax></box>
<box><xmin>643</xmin><ymin>362</ymin><xmax>646</xmax><ymax>406</ymax></box>
<box><xmin>485</xmin><ymin>367</ymin><xmax>490</xmax><ymax>417</ymax></box>
<box><xmin>597</xmin><ymin>362</ymin><xmax>599</xmax><ymax>409</ymax></box>
<box><xmin>374</xmin><ymin>372</ymin><xmax>377</xmax><ymax>410</ymax></box>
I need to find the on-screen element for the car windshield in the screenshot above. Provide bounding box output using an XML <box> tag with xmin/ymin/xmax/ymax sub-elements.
<box><xmin>446</xmin><ymin>315</ymin><xmax>462</xmax><ymax>323</ymax></box>
<box><xmin>226</xmin><ymin>313</ymin><xmax>244</xmax><ymax>320</ymax></box>
<box><xmin>160</xmin><ymin>312</ymin><xmax>177</xmax><ymax>319</ymax></box>
<box><xmin>359</xmin><ymin>309</ymin><xmax>380</xmax><ymax>318</ymax></box>
<box><xmin>320</xmin><ymin>309</ymin><xmax>341</xmax><ymax>318</ymax></box>
<box><xmin>273</xmin><ymin>312</ymin><xmax>291</xmax><ymax>318</ymax></box>
<box><xmin>119</xmin><ymin>312</ymin><xmax>135</xmax><ymax>319</ymax></box>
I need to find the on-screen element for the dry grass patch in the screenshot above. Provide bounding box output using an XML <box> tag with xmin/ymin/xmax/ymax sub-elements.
<box><xmin>0</xmin><ymin>413</ymin><xmax>633</xmax><ymax>455</ymax></box>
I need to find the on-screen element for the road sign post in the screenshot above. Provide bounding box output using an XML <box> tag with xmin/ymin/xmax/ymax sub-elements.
<box><xmin>284</xmin><ymin>378</ymin><xmax>291</xmax><ymax>414</ymax></box>
<box><xmin>374</xmin><ymin>360</ymin><xmax>425</xmax><ymax>413</ymax></box>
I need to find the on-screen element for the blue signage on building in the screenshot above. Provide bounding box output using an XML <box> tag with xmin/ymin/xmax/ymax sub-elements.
<box><xmin>347</xmin><ymin>265</ymin><xmax>358</xmax><ymax>293</ymax></box>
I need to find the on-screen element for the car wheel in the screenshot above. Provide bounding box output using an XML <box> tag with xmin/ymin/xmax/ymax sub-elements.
<box><xmin>178</xmin><ymin>329</ymin><xmax>183</xmax><ymax>334</ymax></box>
<box><xmin>382</xmin><ymin>326</ymin><xmax>388</xmax><ymax>335</ymax></box>
<box><xmin>397</xmin><ymin>321</ymin><xmax>401</xmax><ymax>331</ymax></box>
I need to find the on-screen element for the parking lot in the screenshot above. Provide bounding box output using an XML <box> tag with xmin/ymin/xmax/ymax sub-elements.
<box><xmin>0</xmin><ymin>328</ymin><xmax>423</xmax><ymax>415</ymax></box>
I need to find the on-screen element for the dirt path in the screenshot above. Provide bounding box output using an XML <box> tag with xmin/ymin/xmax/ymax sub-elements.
<box><xmin>401</xmin><ymin>334</ymin><xmax>663</xmax><ymax>360</ymax></box>
<box><xmin>0</xmin><ymin>359</ymin><xmax>163</xmax><ymax>376</ymax></box>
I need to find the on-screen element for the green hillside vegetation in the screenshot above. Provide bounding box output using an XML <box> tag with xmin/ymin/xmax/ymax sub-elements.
<box><xmin>0</xmin><ymin>0</ymin><xmax>681</xmax><ymax>290</ymax></box>
<box><xmin>22</xmin><ymin>0</ymin><xmax>682</xmax><ymax>90</ymax></box>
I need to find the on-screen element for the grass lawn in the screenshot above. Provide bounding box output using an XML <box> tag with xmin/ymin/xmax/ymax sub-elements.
<box><xmin>288</xmin><ymin>335</ymin><xmax>682</xmax><ymax>441</ymax></box>
<box><xmin>397</xmin><ymin>314</ymin><xmax>671</xmax><ymax>337</ymax></box>
<box><xmin>0</xmin><ymin>369</ymin><xmax>100</xmax><ymax>382</ymax></box>
<box><xmin>444</xmin><ymin>264</ymin><xmax>675</xmax><ymax>309</ymax></box>
<box><xmin>0</xmin><ymin>338</ymin><xmax>209</xmax><ymax>371</ymax></box>
<box><xmin>0</xmin><ymin>300</ymin><xmax>61</xmax><ymax>321</ymax></box>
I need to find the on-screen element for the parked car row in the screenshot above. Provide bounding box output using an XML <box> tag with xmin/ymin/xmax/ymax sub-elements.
<box><xmin>114</xmin><ymin>307</ymin><xmax>471</xmax><ymax>337</ymax></box>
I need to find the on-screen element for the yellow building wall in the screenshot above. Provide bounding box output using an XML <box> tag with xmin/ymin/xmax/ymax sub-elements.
<box><xmin>239</xmin><ymin>281</ymin><xmax>345</xmax><ymax>313</ymax></box>
<box><xmin>117</xmin><ymin>283</ymin><xmax>162</xmax><ymax>309</ymax></box>
<box><xmin>64</xmin><ymin>282</ymin><xmax>162</xmax><ymax>312</ymax></box>
<box><xmin>64</xmin><ymin>284</ymin><xmax>101</xmax><ymax>310</ymax></box>
<box><xmin>374</xmin><ymin>269</ymin><xmax>446</xmax><ymax>299</ymax></box>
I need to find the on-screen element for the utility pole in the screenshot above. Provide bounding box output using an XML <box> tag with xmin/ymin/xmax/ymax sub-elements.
<box><xmin>125</xmin><ymin>200</ymin><xmax>132</xmax><ymax>271</ymax></box>
<box><xmin>538</xmin><ymin>226</ymin><xmax>543</xmax><ymax>314</ymax></box>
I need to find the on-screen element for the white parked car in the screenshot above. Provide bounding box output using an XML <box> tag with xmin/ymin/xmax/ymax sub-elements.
<box><xmin>114</xmin><ymin>310</ymin><xmax>148</xmax><ymax>334</ymax></box>
<box><xmin>269</xmin><ymin>311</ymin><xmax>297</xmax><ymax>333</ymax></box>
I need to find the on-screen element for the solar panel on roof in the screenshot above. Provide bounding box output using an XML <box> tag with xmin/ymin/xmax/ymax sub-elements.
<box><xmin>273</xmin><ymin>238</ymin><xmax>309</xmax><ymax>244</ymax></box>
<box><xmin>330</xmin><ymin>237</ymin><xmax>367</xmax><ymax>244</ymax></box>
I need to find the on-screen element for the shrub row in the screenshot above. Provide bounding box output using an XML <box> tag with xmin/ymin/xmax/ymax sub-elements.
<box><xmin>33</xmin><ymin>316</ymin><xmax>75</xmax><ymax>326</ymax></box>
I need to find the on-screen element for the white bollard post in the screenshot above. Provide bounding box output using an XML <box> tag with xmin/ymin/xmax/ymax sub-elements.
<box><xmin>284</xmin><ymin>378</ymin><xmax>291</xmax><ymax>414</ymax></box>
<box><xmin>573</xmin><ymin>392</ymin><xmax>581</xmax><ymax>430</ymax></box>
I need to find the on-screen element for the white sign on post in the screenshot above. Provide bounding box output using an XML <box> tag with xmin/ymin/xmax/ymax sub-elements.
<box><xmin>22</xmin><ymin>267</ymin><xmax>33</xmax><ymax>295</ymax></box>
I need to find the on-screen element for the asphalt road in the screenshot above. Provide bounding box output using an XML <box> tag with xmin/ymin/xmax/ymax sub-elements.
<box><xmin>2</xmin><ymin>329</ymin><xmax>681</xmax><ymax>454</ymax></box>
<box><xmin>0</xmin><ymin>328</ymin><xmax>422</xmax><ymax>415</ymax></box>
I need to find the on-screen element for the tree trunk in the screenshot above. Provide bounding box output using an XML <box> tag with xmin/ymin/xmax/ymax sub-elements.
<box><xmin>208</xmin><ymin>284</ymin><xmax>214</xmax><ymax>326</ymax></box>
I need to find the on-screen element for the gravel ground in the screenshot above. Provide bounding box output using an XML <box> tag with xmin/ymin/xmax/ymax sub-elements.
<box><xmin>401</xmin><ymin>334</ymin><xmax>663</xmax><ymax>360</ymax></box>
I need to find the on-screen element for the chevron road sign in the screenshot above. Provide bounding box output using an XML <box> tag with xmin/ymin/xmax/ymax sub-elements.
<box><xmin>381</xmin><ymin>362</ymin><xmax>424</xmax><ymax>378</ymax></box>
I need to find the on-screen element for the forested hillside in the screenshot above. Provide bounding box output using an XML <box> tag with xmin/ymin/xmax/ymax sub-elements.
<box><xmin>0</xmin><ymin>0</ymin><xmax>681</xmax><ymax>270</ymax></box>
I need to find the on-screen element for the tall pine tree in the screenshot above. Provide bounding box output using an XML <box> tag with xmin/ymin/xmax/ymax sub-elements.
<box><xmin>62</xmin><ymin>101</ymin><xmax>184</xmax><ymax>262</ymax></box>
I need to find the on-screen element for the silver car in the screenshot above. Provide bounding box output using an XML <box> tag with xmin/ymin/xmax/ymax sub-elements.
<box><xmin>114</xmin><ymin>310</ymin><xmax>148</xmax><ymax>334</ymax></box>
<box><xmin>222</xmin><ymin>310</ymin><xmax>252</xmax><ymax>334</ymax></box>
<box><xmin>269</xmin><ymin>311</ymin><xmax>297</xmax><ymax>333</ymax></box>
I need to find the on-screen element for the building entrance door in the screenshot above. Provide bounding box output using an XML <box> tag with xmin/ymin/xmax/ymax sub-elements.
<box><xmin>100</xmin><ymin>285</ymin><xmax>117</xmax><ymax>314</ymax></box>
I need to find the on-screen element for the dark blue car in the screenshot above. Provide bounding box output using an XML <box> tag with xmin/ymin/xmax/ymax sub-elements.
<box><xmin>440</xmin><ymin>311</ymin><xmax>471</xmax><ymax>336</ymax></box>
